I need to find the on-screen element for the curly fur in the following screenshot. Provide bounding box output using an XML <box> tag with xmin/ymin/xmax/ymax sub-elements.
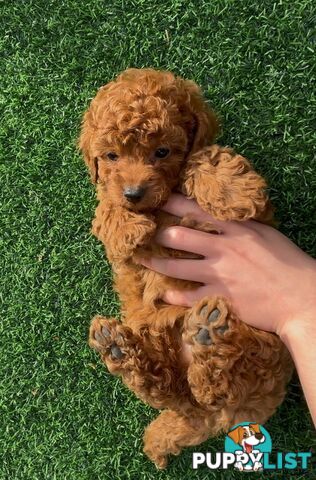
<box><xmin>79</xmin><ymin>68</ymin><xmax>293</xmax><ymax>468</ymax></box>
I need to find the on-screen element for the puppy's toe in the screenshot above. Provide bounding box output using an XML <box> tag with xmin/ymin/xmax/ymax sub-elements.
<box><xmin>102</xmin><ymin>326</ymin><xmax>111</xmax><ymax>337</ymax></box>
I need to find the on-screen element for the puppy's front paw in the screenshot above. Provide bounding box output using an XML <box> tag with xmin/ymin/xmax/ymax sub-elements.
<box><xmin>182</xmin><ymin>145</ymin><xmax>273</xmax><ymax>222</ymax></box>
<box><xmin>111</xmin><ymin>216</ymin><xmax>156</xmax><ymax>262</ymax></box>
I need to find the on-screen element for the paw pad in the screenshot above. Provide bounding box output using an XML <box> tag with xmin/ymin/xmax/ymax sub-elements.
<box><xmin>102</xmin><ymin>326</ymin><xmax>110</xmax><ymax>337</ymax></box>
<box><xmin>94</xmin><ymin>331</ymin><xmax>104</xmax><ymax>343</ymax></box>
<box><xmin>111</xmin><ymin>344</ymin><xmax>124</xmax><ymax>360</ymax></box>
<box><xmin>195</xmin><ymin>328</ymin><xmax>212</xmax><ymax>345</ymax></box>
<box><xmin>207</xmin><ymin>308</ymin><xmax>220</xmax><ymax>323</ymax></box>
<box><xmin>215</xmin><ymin>325</ymin><xmax>228</xmax><ymax>335</ymax></box>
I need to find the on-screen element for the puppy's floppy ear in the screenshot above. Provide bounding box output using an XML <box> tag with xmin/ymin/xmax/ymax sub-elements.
<box><xmin>227</xmin><ymin>426</ymin><xmax>243</xmax><ymax>445</ymax></box>
<box><xmin>249</xmin><ymin>423</ymin><xmax>261</xmax><ymax>434</ymax></box>
<box><xmin>78</xmin><ymin>107</ymin><xmax>98</xmax><ymax>184</ymax></box>
<box><xmin>177</xmin><ymin>78</ymin><xmax>219</xmax><ymax>155</ymax></box>
<box><xmin>78</xmin><ymin>82</ymin><xmax>115</xmax><ymax>184</ymax></box>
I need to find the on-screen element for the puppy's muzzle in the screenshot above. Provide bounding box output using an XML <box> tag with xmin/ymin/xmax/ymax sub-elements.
<box><xmin>123</xmin><ymin>186</ymin><xmax>146</xmax><ymax>203</ymax></box>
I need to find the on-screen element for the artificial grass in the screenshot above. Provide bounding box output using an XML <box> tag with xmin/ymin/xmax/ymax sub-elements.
<box><xmin>0</xmin><ymin>0</ymin><xmax>315</xmax><ymax>478</ymax></box>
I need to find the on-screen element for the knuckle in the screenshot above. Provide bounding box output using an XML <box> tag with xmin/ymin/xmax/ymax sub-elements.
<box><xmin>167</xmin><ymin>226</ymin><xmax>184</xmax><ymax>243</ymax></box>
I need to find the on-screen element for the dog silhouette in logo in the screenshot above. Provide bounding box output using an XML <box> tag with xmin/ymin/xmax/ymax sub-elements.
<box><xmin>228</xmin><ymin>423</ymin><xmax>265</xmax><ymax>471</ymax></box>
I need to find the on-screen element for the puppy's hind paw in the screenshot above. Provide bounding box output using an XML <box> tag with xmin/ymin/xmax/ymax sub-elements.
<box><xmin>183</xmin><ymin>297</ymin><xmax>231</xmax><ymax>351</ymax></box>
<box><xmin>89</xmin><ymin>316</ymin><xmax>142</xmax><ymax>372</ymax></box>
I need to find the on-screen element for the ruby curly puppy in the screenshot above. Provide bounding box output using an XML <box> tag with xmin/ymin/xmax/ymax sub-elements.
<box><xmin>79</xmin><ymin>68</ymin><xmax>293</xmax><ymax>469</ymax></box>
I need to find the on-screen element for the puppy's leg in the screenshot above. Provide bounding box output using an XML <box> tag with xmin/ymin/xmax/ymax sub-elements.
<box><xmin>92</xmin><ymin>205</ymin><xmax>157</xmax><ymax>263</ymax></box>
<box><xmin>183</xmin><ymin>296</ymin><xmax>239</xmax><ymax>413</ymax></box>
<box><xmin>181</xmin><ymin>145</ymin><xmax>274</xmax><ymax>222</ymax></box>
<box><xmin>89</xmin><ymin>316</ymin><xmax>187</xmax><ymax>409</ymax></box>
<box><xmin>183</xmin><ymin>296</ymin><xmax>292</xmax><ymax>426</ymax></box>
<box><xmin>143</xmin><ymin>409</ymin><xmax>209</xmax><ymax>469</ymax></box>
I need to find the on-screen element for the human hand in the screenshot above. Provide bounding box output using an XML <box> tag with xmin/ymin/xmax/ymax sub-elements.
<box><xmin>140</xmin><ymin>194</ymin><xmax>316</xmax><ymax>338</ymax></box>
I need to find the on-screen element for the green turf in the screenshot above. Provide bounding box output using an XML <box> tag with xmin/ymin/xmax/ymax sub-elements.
<box><xmin>1</xmin><ymin>0</ymin><xmax>315</xmax><ymax>478</ymax></box>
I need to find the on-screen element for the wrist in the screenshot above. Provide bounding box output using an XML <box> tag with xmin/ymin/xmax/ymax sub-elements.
<box><xmin>278</xmin><ymin>264</ymin><xmax>316</xmax><ymax>344</ymax></box>
<box><xmin>278</xmin><ymin>309</ymin><xmax>316</xmax><ymax>349</ymax></box>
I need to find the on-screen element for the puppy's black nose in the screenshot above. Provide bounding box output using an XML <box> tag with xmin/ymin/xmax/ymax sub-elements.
<box><xmin>255</xmin><ymin>433</ymin><xmax>263</xmax><ymax>440</ymax></box>
<box><xmin>123</xmin><ymin>186</ymin><xmax>146</xmax><ymax>203</ymax></box>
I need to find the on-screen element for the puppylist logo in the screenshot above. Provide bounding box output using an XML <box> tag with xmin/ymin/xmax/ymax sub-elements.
<box><xmin>193</xmin><ymin>422</ymin><xmax>313</xmax><ymax>472</ymax></box>
<box><xmin>224</xmin><ymin>422</ymin><xmax>271</xmax><ymax>471</ymax></box>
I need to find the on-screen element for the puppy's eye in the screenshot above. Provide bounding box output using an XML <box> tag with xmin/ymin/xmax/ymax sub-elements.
<box><xmin>243</xmin><ymin>432</ymin><xmax>248</xmax><ymax>438</ymax></box>
<box><xmin>154</xmin><ymin>147</ymin><xmax>170</xmax><ymax>159</ymax></box>
<box><xmin>107</xmin><ymin>152</ymin><xmax>118</xmax><ymax>161</ymax></box>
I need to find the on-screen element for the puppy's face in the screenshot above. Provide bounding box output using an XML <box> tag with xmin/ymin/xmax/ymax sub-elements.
<box><xmin>79</xmin><ymin>68</ymin><xmax>219</xmax><ymax>211</ymax></box>
<box><xmin>92</xmin><ymin>104</ymin><xmax>189</xmax><ymax>211</ymax></box>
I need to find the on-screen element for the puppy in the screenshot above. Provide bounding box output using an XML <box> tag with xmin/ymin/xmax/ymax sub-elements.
<box><xmin>79</xmin><ymin>68</ymin><xmax>293</xmax><ymax>468</ymax></box>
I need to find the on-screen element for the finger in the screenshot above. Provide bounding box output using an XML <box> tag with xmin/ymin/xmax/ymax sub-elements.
<box><xmin>161</xmin><ymin>193</ymin><xmax>237</xmax><ymax>232</ymax></box>
<box><xmin>162</xmin><ymin>285</ymin><xmax>230</xmax><ymax>306</ymax></box>
<box><xmin>140</xmin><ymin>256</ymin><xmax>208</xmax><ymax>283</ymax></box>
<box><xmin>162</xmin><ymin>288</ymin><xmax>203</xmax><ymax>307</ymax></box>
<box><xmin>161</xmin><ymin>194</ymin><xmax>205</xmax><ymax>217</ymax></box>
<box><xmin>154</xmin><ymin>226</ymin><xmax>223</xmax><ymax>257</ymax></box>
